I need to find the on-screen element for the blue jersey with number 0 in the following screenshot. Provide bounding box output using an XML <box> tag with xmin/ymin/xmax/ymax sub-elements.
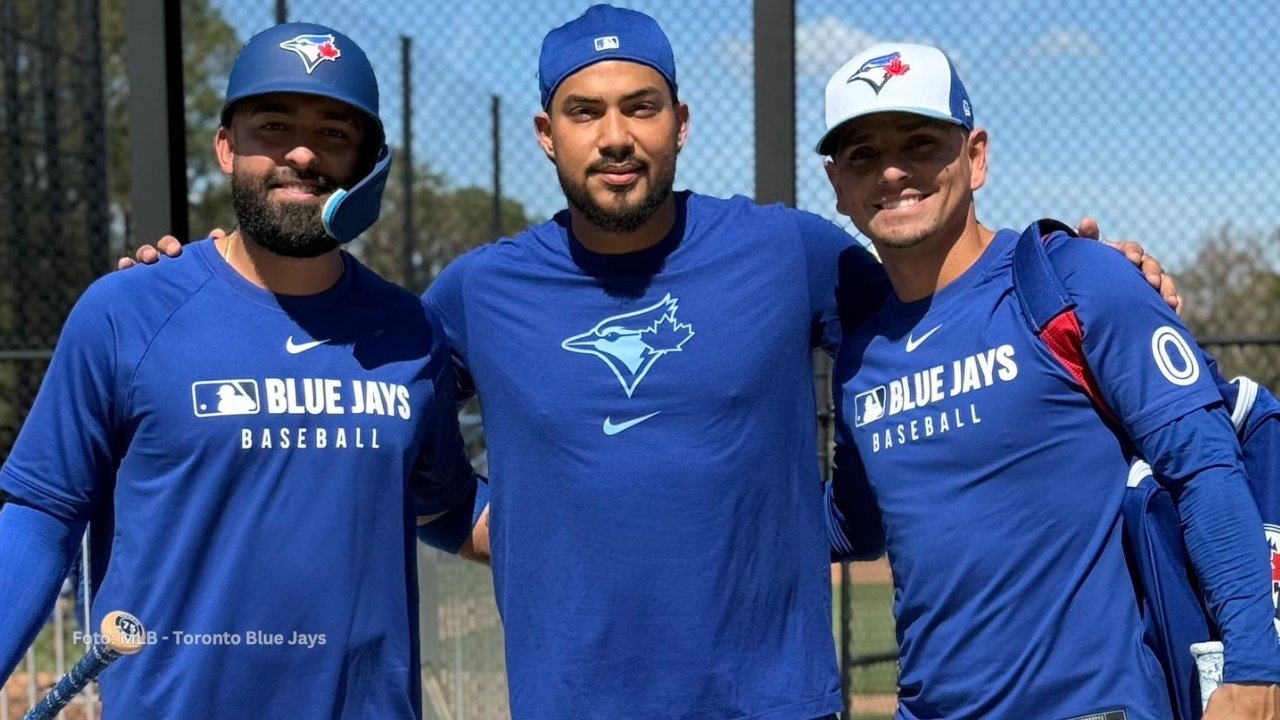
<box><xmin>834</xmin><ymin>229</ymin><xmax>1236</xmax><ymax>720</ymax></box>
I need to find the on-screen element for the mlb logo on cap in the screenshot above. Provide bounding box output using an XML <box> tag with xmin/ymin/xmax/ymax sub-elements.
<box><xmin>816</xmin><ymin>42</ymin><xmax>973</xmax><ymax>156</ymax></box>
<box><xmin>538</xmin><ymin>4</ymin><xmax>678</xmax><ymax>109</ymax></box>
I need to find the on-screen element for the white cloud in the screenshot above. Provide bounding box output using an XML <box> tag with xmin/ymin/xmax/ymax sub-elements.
<box><xmin>716</xmin><ymin>16</ymin><xmax>883</xmax><ymax>79</ymax></box>
<box><xmin>795</xmin><ymin>17</ymin><xmax>882</xmax><ymax>76</ymax></box>
<box><xmin>1012</xmin><ymin>28</ymin><xmax>1104</xmax><ymax>61</ymax></box>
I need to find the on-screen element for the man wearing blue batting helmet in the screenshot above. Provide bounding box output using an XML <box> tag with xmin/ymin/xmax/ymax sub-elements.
<box><xmin>0</xmin><ymin>22</ymin><xmax>481</xmax><ymax>719</ymax></box>
<box><xmin>128</xmin><ymin>9</ymin><xmax>1186</xmax><ymax>719</ymax></box>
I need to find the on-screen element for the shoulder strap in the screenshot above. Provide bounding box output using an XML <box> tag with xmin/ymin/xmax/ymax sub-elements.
<box><xmin>1011</xmin><ymin>218</ymin><xmax>1077</xmax><ymax>332</ymax></box>
<box><xmin>1010</xmin><ymin>219</ymin><xmax>1117</xmax><ymax>422</ymax></box>
<box><xmin>1014</xmin><ymin>219</ymin><xmax>1216</xmax><ymax>720</ymax></box>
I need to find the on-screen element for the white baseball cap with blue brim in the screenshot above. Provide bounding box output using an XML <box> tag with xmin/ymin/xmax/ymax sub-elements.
<box><xmin>816</xmin><ymin>42</ymin><xmax>973</xmax><ymax>156</ymax></box>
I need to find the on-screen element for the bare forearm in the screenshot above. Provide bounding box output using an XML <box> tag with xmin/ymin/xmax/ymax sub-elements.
<box><xmin>456</xmin><ymin>503</ymin><xmax>490</xmax><ymax>565</ymax></box>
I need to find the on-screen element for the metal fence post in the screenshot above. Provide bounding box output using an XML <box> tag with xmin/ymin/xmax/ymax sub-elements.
<box><xmin>124</xmin><ymin>0</ymin><xmax>188</xmax><ymax>247</ymax></box>
<box><xmin>401</xmin><ymin>35</ymin><xmax>416</xmax><ymax>290</ymax></box>
<box><xmin>753</xmin><ymin>0</ymin><xmax>795</xmax><ymax>206</ymax></box>
<box><xmin>80</xmin><ymin>0</ymin><xmax>111</xmax><ymax>272</ymax></box>
<box><xmin>491</xmin><ymin>95</ymin><xmax>502</xmax><ymax>241</ymax></box>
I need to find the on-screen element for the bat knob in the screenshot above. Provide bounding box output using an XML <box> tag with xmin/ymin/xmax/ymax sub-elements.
<box><xmin>99</xmin><ymin>611</ymin><xmax>147</xmax><ymax>655</ymax></box>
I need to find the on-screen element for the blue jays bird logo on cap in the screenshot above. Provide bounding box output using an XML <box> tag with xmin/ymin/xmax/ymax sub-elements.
<box><xmin>847</xmin><ymin>51</ymin><xmax>911</xmax><ymax>95</ymax></box>
<box><xmin>562</xmin><ymin>294</ymin><xmax>695</xmax><ymax>397</ymax></box>
<box><xmin>279</xmin><ymin>34</ymin><xmax>342</xmax><ymax>74</ymax></box>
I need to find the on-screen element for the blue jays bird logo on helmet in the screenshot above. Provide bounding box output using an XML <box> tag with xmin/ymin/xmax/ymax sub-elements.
<box><xmin>562</xmin><ymin>294</ymin><xmax>695</xmax><ymax>398</ymax></box>
<box><xmin>847</xmin><ymin>51</ymin><xmax>911</xmax><ymax>95</ymax></box>
<box><xmin>278</xmin><ymin>34</ymin><xmax>342</xmax><ymax>74</ymax></box>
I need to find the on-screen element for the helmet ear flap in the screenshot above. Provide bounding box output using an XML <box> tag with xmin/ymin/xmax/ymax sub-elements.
<box><xmin>322</xmin><ymin>145</ymin><xmax>392</xmax><ymax>243</ymax></box>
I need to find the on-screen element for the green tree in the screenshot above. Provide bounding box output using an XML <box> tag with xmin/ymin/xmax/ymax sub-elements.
<box><xmin>0</xmin><ymin>0</ymin><xmax>240</xmax><ymax>458</ymax></box>
<box><xmin>99</xmin><ymin>0</ymin><xmax>242</xmax><ymax>237</ymax></box>
<box><xmin>1178</xmin><ymin>225</ymin><xmax>1280</xmax><ymax>390</ymax></box>
<box><xmin>361</xmin><ymin>160</ymin><xmax>537</xmax><ymax>292</ymax></box>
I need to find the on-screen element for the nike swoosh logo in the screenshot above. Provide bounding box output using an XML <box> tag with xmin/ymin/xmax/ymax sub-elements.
<box><xmin>905</xmin><ymin>324</ymin><xmax>942</xmax><ymax>353</ymax></box>
<box><xmin>603</xmin><ymin>411</ymin><xmax>661</xmax><ymax>436</ymax></box>
<box><xmin>285</xmin><ymin>337</ymin><xmax>330</xmax><ymax>354</ymax></box>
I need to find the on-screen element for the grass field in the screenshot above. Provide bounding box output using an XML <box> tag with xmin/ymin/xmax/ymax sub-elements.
<box><xmin>17</xmin><ymin>564</ymin><xmax>901</xmax><ymax>719</ymax></box>
<box><xmin>835</xmin><ymin>566</ymin><xmax>899</xmax><ymax>719</ymax></box>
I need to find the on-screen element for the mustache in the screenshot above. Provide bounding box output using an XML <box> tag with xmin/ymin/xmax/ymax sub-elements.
<box><xmin>265</xmin><ymin>169</ymin><xmax>339</xmax><ymax>194</ymax></box>
<box><xmin>588</xmin><ymin>157</ymin><xmax>647</xmax><ymax>174</ymax></box>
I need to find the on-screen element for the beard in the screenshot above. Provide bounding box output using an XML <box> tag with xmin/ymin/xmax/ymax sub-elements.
<box><xmin>557</xmin><ymin>150</ymin><xmax>676</xmax><ymax>235</ymax></box>
<box><xmin>230</xmin><ymin>167</ymin><xmax>341</xmax><ymax>258</ymax></box>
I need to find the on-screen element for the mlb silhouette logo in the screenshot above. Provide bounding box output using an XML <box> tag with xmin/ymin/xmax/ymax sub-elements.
<box><xmin>192</xmin><ymin>380</ymin><xmax>261</xmax><ymax>418</ymax></box>
<box><xmin>853</xmin><ymin>386</ymin><xmax>887</xmax><ymax>427</ymax></box>
<box><xmin>594</xmin><ymin>35</ymin><xmax>620</xmax><ymax>51</ymax></box>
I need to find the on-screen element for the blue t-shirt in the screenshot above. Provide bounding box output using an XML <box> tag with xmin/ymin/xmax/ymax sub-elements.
<box><xmin>425</xmin><ymin>191</ymin><xmax>888</xmax><ymax>719</ymax></box>
<box><xmin>833</xmin><ymin>229</ymin><xmax>1240</xmax><ymax>719</ymax></box>
<box><xmin>0</xmin><ymin>239</ymin><xmax>475</xmax><ymax>719</ymax></box>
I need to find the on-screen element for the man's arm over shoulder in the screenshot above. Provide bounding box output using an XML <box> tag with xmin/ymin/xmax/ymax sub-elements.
<box><xmin>785</xmin><ymin>210</ymin><xmax>891</xmax><ymax>354</ymax></box>
<box><xmin>422</xmin><ymin>250</ymin><xmax>478</xmax><ymax>400</ymax></box>
<box><xmin>827</xmin><ymin>441</ymin><xmax>885</xmax><ymax>561</ymax></box>
<box><xmin>411</xmin><ymin>310</ymin><xmax>484</xmax><ymax>560</ymax></box>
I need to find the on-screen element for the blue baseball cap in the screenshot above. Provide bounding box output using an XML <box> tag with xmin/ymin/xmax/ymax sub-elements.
<box><xmin>538</xmin><ymin>4</ymin><xmax>678</xmax><ymax>109</ymax></box>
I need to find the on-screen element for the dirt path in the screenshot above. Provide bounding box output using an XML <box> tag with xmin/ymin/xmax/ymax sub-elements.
<box><xmin>832</xmin><ymin>557</ymin><xmax>892</xmax><ymax>584</ymax></box>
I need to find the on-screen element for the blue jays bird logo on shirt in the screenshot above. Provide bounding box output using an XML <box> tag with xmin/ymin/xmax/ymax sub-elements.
<box><xmin>279</xmin><ymin>34</ymin><xmax>342</xmax><ymax>74</ymax></box>
<box><xmin>846</xmin><ymin>51</ymin><xmax>910</xmax><ymax>95</ymax></box>
<box><xmin>562</xmin><ymin>294</ymin><xmax>695</xmax><ymax>397</ymax></box>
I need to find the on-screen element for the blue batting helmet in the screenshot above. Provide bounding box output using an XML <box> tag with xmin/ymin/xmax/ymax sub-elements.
<box><xmin>222</xmin><ymin>22</ymin><xmax>391</xmax><ymax>243</ymax></box>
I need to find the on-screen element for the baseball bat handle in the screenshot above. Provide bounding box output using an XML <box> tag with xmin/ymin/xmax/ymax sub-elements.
<box><xmin>21</xmin><ymin>611</ymin><xmax>145</xmax><ymax>720</ymax></box>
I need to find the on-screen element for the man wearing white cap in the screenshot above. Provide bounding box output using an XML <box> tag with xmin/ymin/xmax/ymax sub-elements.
<box><xmin>128</xmin><ymin>10</ymin><xmax>1184</xmax><ymax>718</ymax></box>
<box><xmin>821</xmin><ymin>42</ymin><xmax>1280</xmax><ymax>719</ymax></box>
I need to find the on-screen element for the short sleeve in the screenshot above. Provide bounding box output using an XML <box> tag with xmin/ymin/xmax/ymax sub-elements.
<box><xmin>407</xmin><ymin>310</ymin><xmax>477</xmax><ymax>517</ymax></box>
<box><xmin>1050</xmin><ymin>237</ymin><xmax>1220</xmax><ymax>439</ymax></box>
<box><xmin>0</xmin><ymin>283</ymin><xmax>123</xmax><ymax>521</ymax></box>
<box><xmin>422</xmin><ymin>252</ymin><xmax>476</xmax><ymax>400</ymax></box>
<box><xmin>788</xmin><ymin>210</ymin><xmax>890</xmax><ymax>354</ymax></box>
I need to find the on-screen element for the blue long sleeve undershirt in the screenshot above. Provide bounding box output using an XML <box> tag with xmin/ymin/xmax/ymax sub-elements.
<box><xmin>1141</xmin><ymin>405</ymin><xmax>1280</xmax><ymax>683</ymax></box>
<box><xmin>0</xmin><ymin>499</ymin><xmax>85</xmax><ymax>680</ymax></box>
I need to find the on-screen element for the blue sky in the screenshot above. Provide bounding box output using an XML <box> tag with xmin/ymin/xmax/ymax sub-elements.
<box><xmin>209</xmin><ymin>0</ymin><xmax>1280</xmax><ymax>269</ymax></box>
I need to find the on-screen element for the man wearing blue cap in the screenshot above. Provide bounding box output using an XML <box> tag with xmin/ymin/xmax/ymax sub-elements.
<box><xmin>425</xmin><ymin>6</ymin><xmax>1182</xmax><ymax>720</ymax></box>
<box><xmin>418</xmin><ymin>6</ymin><xmax>877</xmax><ymax>717</ymax></box>
<box><xmin>0</xmin><ymin>23</ymin><xmax>479</xmax><ymax>719</ymax></box>
<box><xmin>129</xmin><ymin>7</ymin><xmax>1179</xmax><ymax>718</ymax></box>
<box><xmin>821</xmin><ymin>43</ymin><xmax>1280</xmax><ymax>719</ymax></box>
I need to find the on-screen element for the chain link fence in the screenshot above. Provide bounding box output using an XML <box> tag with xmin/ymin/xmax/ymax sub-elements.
<box><xmin>2</xmin><ymin>0</ymin><xmax>1278</xmax><ymax>718</ymax></box>
<box><xmin>797</xmin><ymin>2</ymin><xmax>1280</xmax><ymax>715</ymax></box>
